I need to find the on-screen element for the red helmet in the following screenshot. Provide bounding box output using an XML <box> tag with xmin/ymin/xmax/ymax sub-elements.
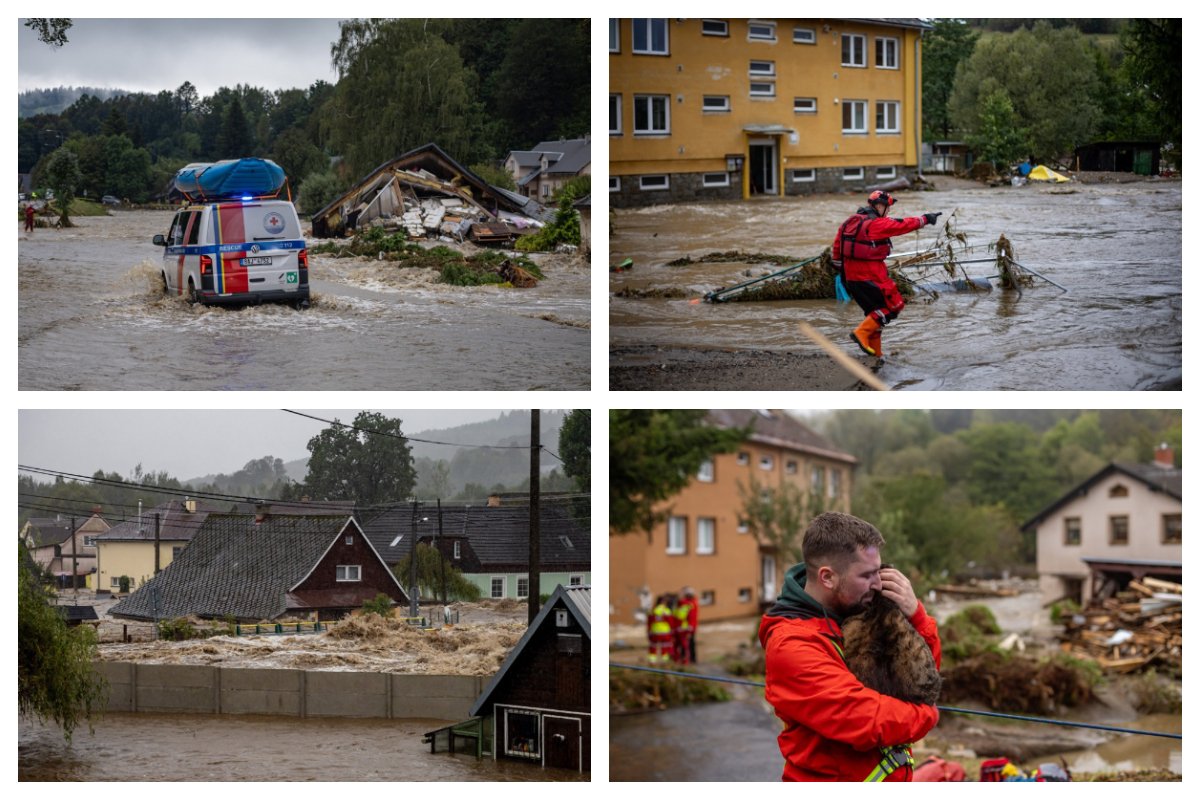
<box><xmin>868</xmin><ymin>190</ymin><xmax>896</xmax><ymax>207</ymax></box>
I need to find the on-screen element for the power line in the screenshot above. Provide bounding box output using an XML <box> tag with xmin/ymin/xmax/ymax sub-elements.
<box><xmin>282</xmin><ymin>410</ymin><xmax>541</xmax><ymax>450</ymax></box>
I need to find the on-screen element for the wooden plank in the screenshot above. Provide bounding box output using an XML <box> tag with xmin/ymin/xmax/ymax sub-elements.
<box><xmin>796</xmin><ymin>321</ymin><xmax>890</xmax><ymax>391</ymax></box>
<box><xmin>1142</xmin><ymin>577</ymin><xmax>1183</xmax><ymax>594</ymax></box>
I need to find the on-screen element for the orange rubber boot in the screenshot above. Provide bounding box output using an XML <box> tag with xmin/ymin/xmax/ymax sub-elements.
<box><xmin>850</xmin><ymin>316</ymin><xmax>881</xmax><ymax>356</ymax></box>
<box><xmin>869</xmin><ymin>329</ymin><xmax>883</xmax><ymax>360</ymax></box>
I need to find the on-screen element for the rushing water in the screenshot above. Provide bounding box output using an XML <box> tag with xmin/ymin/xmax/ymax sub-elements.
<box><xmin>18</xmin><ymin>211</ymin><xmax>590</xmax><ymax>390</ymax></box>
<box><xmin>18</xmin><ymin>713</ymin><xmax>588</xmax><ymax>781</ymax></box>
<box><xmin>610</xmin><ymin>181</ymin><xmax>1181</xmax><ymax>390</ymax></box>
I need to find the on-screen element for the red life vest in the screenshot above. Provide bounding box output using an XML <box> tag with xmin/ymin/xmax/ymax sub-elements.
<box><xmin>836</xmin><ymin>212</ymin><xmax>893</xmax><ymax>262</ymax></box>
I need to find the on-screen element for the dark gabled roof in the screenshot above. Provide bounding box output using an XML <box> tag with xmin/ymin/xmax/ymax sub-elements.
<box><xmin>226</xmin><ymin>499</ymin><xmax>357</xmax><ymax>517</ymax></box>
<box><xmin>469</xmin><ymin>585</ymin><xmax>590</xmax><ymax>717</ymax></box>
<box><xmin>706</xmin><ymin>410</ymin><xmax>857</xmax><ymax>465</ymax></box>
<box><xmin>1021</xmin><ymin>462</ymin><xmax>1184</xmax><ymax>531</ymax></box>
<box><xmin>362</xmin><ymin>501</ymin><xmax>590</xmax><ymax>571</ymax></box>
<box><xmin>95</xmin><ymin>499</ymin><xmax>227</xmax><ymax>542</ymax></box>
<box><xmin>23</xmin><ymin>517</ymin><xmax>74</xmax><ymax>548</ymax></box>
<box><xmin>843</xmin><ymin>18</ymin><xmax>934</xmax><ymax>31</ymax></box>
<box><xmin>530</xmin><ymin>138</ymin><xmax>590</xmax><ymax>176</ymax></box>
<box><xmin>110</xmin><ymin>514</ymin><xmax>371</xmax><ymax>621</ymax></box>
<box><xmin>56</xmin><ymin>605</ymin><xmax>99</xmax><ymax>622</ymax></box>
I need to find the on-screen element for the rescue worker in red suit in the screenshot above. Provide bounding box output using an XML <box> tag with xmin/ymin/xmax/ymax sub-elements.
<box><xmin>673</xmin><ymin>587</ymin><xmax>699</xmax><ymax>664</ymax></box>
<box><xmin>647</xmin><ymin>594</ymin><xmax>677</xmax><ymax>665</ymax></box>
<box><xmin>759</xmin><ymin>512</ymin><xmax>941</xmax><ymax>781</ymax></box>
<box><xmin>832</xmin><ymin>191</ymin><xmax>941</xmax><ymax>360</ymax></box>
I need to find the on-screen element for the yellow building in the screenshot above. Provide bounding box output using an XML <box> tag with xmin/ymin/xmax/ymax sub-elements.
<box><xmin>94</xmin><ymin>499</ymin><xmax>219</xmax><ymax>593</ymax></box>
<box><xmin>609</xmin><ymin>18</ymin><xmax>930</xmax><ymax>206</ymax></box>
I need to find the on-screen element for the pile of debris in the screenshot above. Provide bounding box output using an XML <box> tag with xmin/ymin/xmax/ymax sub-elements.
<box><xmin>1058</xmin><ymin>578</ymin><xmax>1182</xmax><ymax>673</ymax></box>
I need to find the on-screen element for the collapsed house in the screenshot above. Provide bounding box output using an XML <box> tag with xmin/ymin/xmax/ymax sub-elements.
<box><xmin>310</xmin><ymin>143</ymin><xmax>551</xmax><ymax>246</ymax></box>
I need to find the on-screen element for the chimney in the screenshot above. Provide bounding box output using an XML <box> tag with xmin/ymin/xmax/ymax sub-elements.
<box><xmin>487</xmin><ymin>494</ymin><xmax>501</xmax><ymax>508</ymax></box>
<box><xmin>255</xmin><ymin>503</ymin><xmax>270</xmax><ymax>524</ymax></box>
<box><xmin>91</xmin><ymin>505</ymin><xmax>103</xmax><ymax>515</ymax></box>
<box><xmin>1154</xmin><ymin>443</ymin><xmax>1175</xmax><ymax>469</ymax></box>
<box><xmin>184</xmin><ymin>497</ymin><xmax>196</xmax><ymax>513</ymax></box>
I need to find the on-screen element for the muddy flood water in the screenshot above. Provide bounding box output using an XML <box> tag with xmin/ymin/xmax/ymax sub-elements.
<box><xmin>610</xmin><ymin>180</ymin><xmax>1181</xmax><ymax>390</ymax></box>
<box><xmin>18</xmin><ymin>712</ymin><xmax>587</xmax><ymax>781</ymax></box>
<box><xmin>19</xmin><ymin>211</ymin><xmax>590</xmax><ymax>390</ymax></box>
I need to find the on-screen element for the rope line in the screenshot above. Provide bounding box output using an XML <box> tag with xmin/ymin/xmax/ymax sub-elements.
<box><xmin>609</xmin><ymin>662</ymin><xmax>1182</xmax><ymax>741</ymax></box>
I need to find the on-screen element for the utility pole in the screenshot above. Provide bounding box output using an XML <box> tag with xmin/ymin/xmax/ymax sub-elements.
<box><xmin>409</xmin><ymin>500</ymin><xmax>420</xmax><ymax>619</ymax></box>
<box><xmin>437</xmin><ymin>499</ymin><xmax>446</xmax><ymax>605</ymax></box>
<box><xmin>528</xmin><ymin>410</ymin><xmax>541</xmax><ymax>625</ymax></box>
<box><xmin>70</xmin><ymin>516</ymin><xmax>78</xmax><ymax>603</ymax></box>
<box><xmin>154</xmin><ymin>513</ymin><xmax>162</xmax><ymax>575</ymax></box>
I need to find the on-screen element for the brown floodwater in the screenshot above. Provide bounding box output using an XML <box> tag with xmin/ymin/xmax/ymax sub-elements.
<box><xmin>18</xmin><ymin>712</ymin><xmax>588</xmax><ymax>781</ymax></box>
<box><xmin>610</xmin><ymin>181</ymin><xmax>1181</xmax><ymax>390</ymax></box>
<box><xmin>18</xmin><ymin>211</ymin><xmax>590</xmax><ymax>390</ymax></box>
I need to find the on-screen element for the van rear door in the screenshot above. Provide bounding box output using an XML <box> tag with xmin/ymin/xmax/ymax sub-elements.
<box><xmin>210</xmin><ymin>202</ymin><xmax>304</xmax><ymax>297</ymax></box>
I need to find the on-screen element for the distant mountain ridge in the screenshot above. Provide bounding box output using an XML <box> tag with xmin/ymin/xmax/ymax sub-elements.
<box><xmin>19</xmin><ymin>86</ymin><xmax>128</xmax><ymax>117</ymax></box>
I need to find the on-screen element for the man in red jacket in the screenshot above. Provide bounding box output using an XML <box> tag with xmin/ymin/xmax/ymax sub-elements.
<box><xmin>759</xmin><ymin>511</ymin><xmax>941</xmax><ymax>781</ymax></box>
<box><xmin>832</xmin><ymin>191</ymin><xmax>941</xmax><ymax>360</ymax></box>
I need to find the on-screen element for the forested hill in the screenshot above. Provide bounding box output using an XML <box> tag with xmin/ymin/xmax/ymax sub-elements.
<box><xmin>19</xmin><ymin>86</ymin><xmax>126</xmax><ymax>117</ymax></box>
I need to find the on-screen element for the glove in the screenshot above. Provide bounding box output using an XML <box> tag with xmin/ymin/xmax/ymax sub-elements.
<box><xmin>922</xmin><ymin>212</ymin><xmax>942</xmax><ymax>226</ymax></box>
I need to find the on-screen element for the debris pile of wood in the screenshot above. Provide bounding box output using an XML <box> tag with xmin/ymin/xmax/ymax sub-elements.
<box><xmin>1058</xmin><ymin>578</ymin><xmax>1182</xmax><ymax>673</ymax></box>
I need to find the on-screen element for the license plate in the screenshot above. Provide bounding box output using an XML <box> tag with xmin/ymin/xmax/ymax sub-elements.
<box><xmin>241</xmin><ymin>256</ymin><xmax>272</xmax><ymax>266</ymax></box>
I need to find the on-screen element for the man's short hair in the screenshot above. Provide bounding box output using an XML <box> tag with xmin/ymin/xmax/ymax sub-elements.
<box><xmin>802</xmin><ymin>512</ymin><xmax>886</xmax><ymax>576</ymax></box>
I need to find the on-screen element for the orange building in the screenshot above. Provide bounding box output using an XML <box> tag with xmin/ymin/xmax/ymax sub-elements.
<box><xmin>610</xmin><ymin>410</ymin><xmax>857</xmax><ymax>624</ymax></box>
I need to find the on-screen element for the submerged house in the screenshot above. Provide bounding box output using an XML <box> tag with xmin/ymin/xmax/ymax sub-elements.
<box><xmin>111</xmin><ymin>513</ymin><xmax>407</xmax><ymax>622</ymax></box>
<box><xmin>426</xmin><ymin>584</ymin><xmax>591</xmax><ymax>772</ymax></box>
<box><xmin>309</xmin><ymin>143</ymin><xmax>549</xmax><ymax>243</ymax></box>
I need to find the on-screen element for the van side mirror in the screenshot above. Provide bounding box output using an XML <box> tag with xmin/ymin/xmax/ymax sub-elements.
<box><xmin>153</xmin><ymin>234</ymin><xmax>166</xmax><ymax>246</ymax></box>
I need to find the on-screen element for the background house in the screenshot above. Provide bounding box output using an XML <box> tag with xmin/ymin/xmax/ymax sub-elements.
<box><xmin>111</xmin><ymin>514</ymin><xmax>407</xmax><ymax>622</ymax></box>
<box><xmin>94</xmin><ymin>498</ymin><xmax>222</xmax><ymax>594</ymax></box>
<box><xmin>363</xmin><ymin>498</ymin><xmax>590</xmax><ymax>600</ymax></box>
<box><xmin>21</xmin><ymin>512</ymin><xmax>108</xmax><ymax>589</ymax></box>
<box><xmin>609</xmin><ymin>18</ymin><xmax>930</xmax><ymax>206</ymax></box>
<box><xmin>504</xmin><ymin>137</ymin><xmax>591</xmax><ymax>201</ymax></box>
<box><xmin>1025</xmin><ymin>444</ymin><xmax>1182</xmax><ymax>605</ymax></box>
<box><xmin>609</xmin><ymin>410</ymin><xmax>856</xmax><ymax>624</ymax></box>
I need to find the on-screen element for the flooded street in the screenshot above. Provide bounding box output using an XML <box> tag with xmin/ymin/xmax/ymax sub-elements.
<box><xmin>18</xmin><ymin>712</ymin><xmax>586</xmax><ymax>781</ymax></box>
<box><xmin>19</xmin><ymin>211</ymin><xmax>590</xmax><ymax>390</ymax></box>
<box><xmin>610</xmin><ymin>180</ymin><xmax>1181</xmax><ymax>390</ymax></box>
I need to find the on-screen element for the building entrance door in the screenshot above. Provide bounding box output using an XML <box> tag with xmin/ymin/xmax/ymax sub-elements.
<box><xmin>748</xmin><ymin>139</ymin><xmax>777</xmax><ymax>195</ymax></box>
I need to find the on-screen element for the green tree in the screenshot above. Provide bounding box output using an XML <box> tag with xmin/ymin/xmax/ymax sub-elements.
<box><xmin>609</xmin><ymin>410</ymin><xmax>746</xmax><ymax>534</ymax></box>
<box><xmin>25</xmin><ymin>18</ymin><xmax>72</xmax><ymax>48</ymax></box>
<box><xmin>1121</xmin><ymin>19</ymin><xmax>1182</xmax><ymax>161</ymax></box>
<box><xmin>42</xmin><ymin>147</ymin><xmax>82</xmax><ymax>227</ymax></box>
<box><xmin>490</xmin><ymin>19</ymin><xmax>590</xmax><ymax>148</ymax></box>
<box><xmin>301</xmin><ymin>411</ymin><xmax>417</xmax><ymax>507</ymax></box>
<box><xmin>949</xmin><ymin>21</ymin><xmax>1099</xmax><ymax>160</ymax></box>
<box><xmin>922</xmin><ymin>19</ymin><xmax>981</xmax><ymax>141</ymax></box>
<box><xmin>217</xmin><ymin>96</ymin><xmax>253</xmax><ymax>157</ymax></box>
<box><xmin>18</xmin><ymin>547</ymin><xmax>107</xmax><ymax>742</ymax></box>
<box><xmin>270</xmin><ymin>128</ymin><xmax>327</xmax><ymax>193</ymax></box>
<box><xmin>966</xmin><ymin>88</ymin><xmax>1030</xmax><ymax>170</ymax></box>
<box><xmin>415</xmin><ymin>460</ymin><xmax>452</xmax><ymax>501</ymax></box>
<box><xmin>296</xmin><ymin>170</ymin><xmax>346</xmax><ymax>215</ymax></box>
<box><xmin>559</xmin><ymin>410</ymin><xmax>590</xmax><ymax>492</ymax></box>
<box><xmin>394</xmin><ymin>543</ymin><xmax>482</xmax><ymax>602</ymax></box>
<box><xmin>469</xmin><ymin>162</ymin><xmax>516</xmax><ymax>191</ymax></box>
<box><xmin>737</xmin><ymin>475</ymin><xmax>833</xmax><ymax>566</ymax></box>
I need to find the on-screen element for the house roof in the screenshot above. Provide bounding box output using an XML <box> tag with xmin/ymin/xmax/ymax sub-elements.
<box><xmin>469</xmin><ymin>584</ymin><xmax>591</xmax><ymax>716</ymax></box>
<box><xmin>706</xmin><ymin>410</ymin><xmax>857</xmax><ymax>465</ymax></box>
<box><xmin>56</xmin><ymin>605</ymin><xmax>99</xmax><ymax>622</ymax></box>
<box><xmin>530</xmin><ymin>138</ymin><xmax>590</xmax><ymax>176</ymax></box>
<box><xmin>361</xmin><ymin>501</ymin><xmax>590</xmax><ymax>571</ymax></box>
<box><xmin>1021</xmin><ymin>462</ymin><xmax>1183</xmax><ymax>531</ymax></box>
<box><xmin>95</xmin><ymin>499</ymin><xmax>226</xmax><ymax>542</ymax></box>
<box><xmin>23</xmin><ymin>517</ymin><xmax>74</xmax><ymax>548</ymax></box>
<box><xmin>110</xmin><ymin>514</ymin><xmax>388</xmax><ymax>621</ymax></box>
<box><xmin>844</xmin><ymin>18</ymin><xmax>934</xmax><ymax>31</ymax></box>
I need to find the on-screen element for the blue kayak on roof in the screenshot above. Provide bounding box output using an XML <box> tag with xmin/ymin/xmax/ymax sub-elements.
<box><xmin>174</xmin><ymin>158</ymin><xmax>286</xmax><ymax>200</ymax></box>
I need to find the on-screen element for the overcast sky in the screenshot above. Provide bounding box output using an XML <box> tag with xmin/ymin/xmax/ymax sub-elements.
<box><xmin>18</xmin><ymin>410</ymin><xmax>506</xmax><ymax>481</ymax></box>
<box><xmin>18</xmin><ymin>19</ymin><xmax>344</xmax><ymax>96</ymax></box>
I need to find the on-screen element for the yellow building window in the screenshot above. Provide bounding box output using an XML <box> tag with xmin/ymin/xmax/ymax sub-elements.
<box><xmin>632</xmin><ymin>19</ymin><xmax>668</xmax><ymax>55</ymax></box>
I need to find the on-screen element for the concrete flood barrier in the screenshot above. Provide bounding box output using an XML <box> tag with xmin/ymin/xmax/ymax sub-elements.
<box><xmin>95</xmin><ymin>662</ymin><xmax>486</xmax><ymax>720</ymax></box>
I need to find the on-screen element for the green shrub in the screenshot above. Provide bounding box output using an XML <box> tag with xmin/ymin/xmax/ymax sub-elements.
<box><xmin>361</xmin><ymin>593</ymin><xmax>394</xmax><ymax>617</ymax></box>
<box><xmin>157</xmin><ymin>617</ymin><xmax>200</xmax><ymax>641</ymax></box>
<box><xmin>1049</xmin><ymin>599</ymin><xmax>1081</xmax><ymax>625</ymax></box>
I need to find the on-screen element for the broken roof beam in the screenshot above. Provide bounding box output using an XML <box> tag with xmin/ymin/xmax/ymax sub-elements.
<box><xmin>390</xmin><ymin>168</ymin><xmax>495</xmax><ymax>220</ymax></box>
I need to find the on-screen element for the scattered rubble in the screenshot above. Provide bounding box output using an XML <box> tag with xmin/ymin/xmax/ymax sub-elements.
<box><xmin>1057</xmin><ymin>578</ymin><xmax>1182</xmax><ymax>674</ymax></box>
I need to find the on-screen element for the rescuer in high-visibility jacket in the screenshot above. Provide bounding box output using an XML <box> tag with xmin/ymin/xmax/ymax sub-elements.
<box><xmin>832</xmin><ymin>190</ymin><xmax>941</xmax><ymax>361</ymax></box>
<box><xmin>759</xmin><ymin>512</ymin><xmax>941</xmax><ymax>781</ymax></box>
<box><xmin>674</xmin><ymin>587</ymin><xmax>699</xmax><ymax>665</ymax></box>
<box><xmin>647</xmin><ymin>595</ymin><xmax>677</xmax><ymax>665</ymax></box>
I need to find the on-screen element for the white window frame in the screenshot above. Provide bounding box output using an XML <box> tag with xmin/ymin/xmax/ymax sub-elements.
<box><xmin>843</xmin><ymin>167</ymin><xmax>865</xmax><ymax>181</ymax></box>
<box><xmin>747</xmin><ymin>20</ymin><xmax>776</xmax><ymax>42</ymax></box>
<box><xmin>633</xmin><ymin>94</ymin><xmax>670</xmax><ymax>135</ymax></box>
<box><xmin>737</xmin><ymin>518</ymin><xmax>750</xmax><ymax>533</ymax></box>
<box><xmin>793</xmin><ymin>97</ymin><xmax>817</xmax><ymax>114</ymax></box>
<box><xmin>517</xmin><ymin>576</ymin><xmax>529</xmax><ymax>599</ymax></box>
<box><xmin>83</xmin><ymin>535</ymin><xmax>96</xmax><ymax>547</ymax></box>
<box><xmin>609</xmin><ymin>176</ymin><xmax>621</xmax><ymax>192</ymax></box>
<box><xmin>701</xmin><ymin>19</ymin><xmax>728</xmax><ymax>37</ymax></box>
<box><xmin>344</xmin><ymin>535</ymin><xmax>353</xmax><ymax>545</ymax></box>
<box><xmin>738</xmin><ymin>587</ymin><xmax>753</xmax><ymax>603</ymax></box>
<box><xmin>737</xmin><ymin>451</ymin><xmax>750</xmax><ymax>466</ymax></box>
<box><xmin>702</xmin><ymin>95</ymin><xmax>731</xmax><ymax>113</ymax></box>
<box><xmin>811</xmin><ymin>466</ymin><xmax>826</xmax><ymax>494</ymax></box>
<box><xmin>569</xmin><ymin>574</ymin><xmax>584</xmax><ymax>587</ymax></box>
<box><xmin>639</xmin><ymin>175</ymin><xmax>670</xmax><ymax>191</ymax></box>
<box><xmin>842</xmin><ymin>100</ymin><xmax>867</xmax><ymax>134</ymax></box>
<box><xmin>875</xmin><ymin>36</ymin><xmax>899</xmax><ymax>69</ymax></box>
<box><xmin>702</xmin><ymin>173</ymin><xmax>730</xmax><ymax>187</ymax></box>
<box><xmin>632</xmin><ymin>19</ymin><xmax>668</xmax><ymax>55</ymax></box>
<box><xmin>490</xmin><ymin>576</ymin><xmax>505</xmax><ymax>599</ymax></box>
<box><xmin>792</xmin><ymin>169</ymin><xmax>815</xmax><ymax>183</ymax></box>
<box><xmin>749</xmin><ymin>82</ymin><xmax>776</xmax><ymax>99</ymax></box>
<box><xmin>876</xmin><ymin>101</ymin><xmax>901</xmax><ymax>134</ymax></box>
<box><xmin>842</xmin><ymin>33</ymin><xmax>866</xmax><ymax>67</ymax></box>
<box><xmin>697</xmin><ymin>458</ymin><xmax>715</xmax><ymax>481</ymax></box>
<box><xmin>667</xmin><ymin>516</ymin><xmax>687</xmax><ymax>554</ymax></box>
<box><xmin>336</xmin><ymin>564</ymin><xmax>361</xmax><ymax>582</ymax></box>
<box><xmin>829</xmin><ymin>468</ymin><xmax>841</xmax><ymax>499</ymax></box>
<box><xmin>609</xmin><ymin>19</ymin><xmax>620</xmax><ymax>53</ymax></box>
<box><xmin>697</xmin><ymin>518</ymin><xmax>716</xmax><ymax>555</ymax></box>
<box><xmin>699</xmin><ymin>590</ymin><xmax>715</xmax><ymax>606</ymax></box>
<box><xmin>453</xmin><ymin>541</ymin><xmax>461</xmax><ymax>559</ymax></box>
<box><xmin>876</xmin><ymin>166</ymin><xmax>897</xmax><ymax>179</ymax></box>
<box><xmin>793</xmin><ymin>27</ymin><xmax>816</xmax><ymax>44</ymax></box>
<box><xmin>760</xmin><ymin>455</ymin><xmax>774</xmax><ymax>471</ymax></box>
<box><xmin>609</xmin><ymin>94</ymin><xmax>622</xmax><ymax>135</ymax></box>
<box><xmin>110</xmin><ymin>577</ymin><xmax>121</xmax><ymax>589</ymax></box>
<box><xmin>748</xmin><ymin>60</ymin><xmax>775</xmax><ymax>77</ymax></box>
